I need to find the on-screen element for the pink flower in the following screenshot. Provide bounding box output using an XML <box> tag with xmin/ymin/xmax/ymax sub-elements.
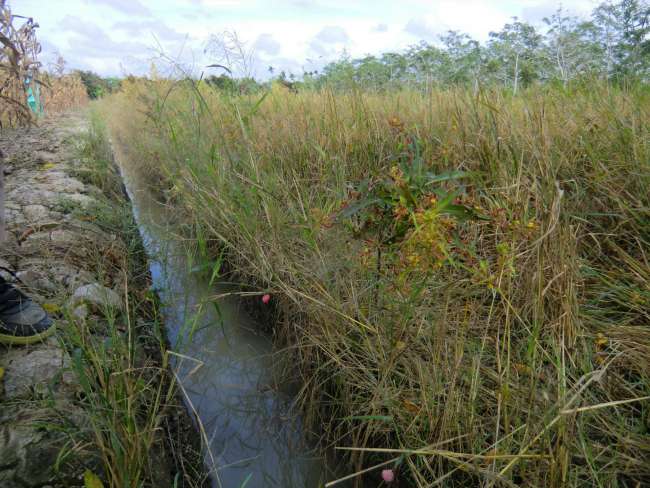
<box><xmin>262</xmin><ymin>294</ymin><xmax>271</xmax><ymax>304</ymax></box>
<box><xmin>381</xmin><ymin>469</ymin><xmax>395</xmax><ymax>483</ymax></box>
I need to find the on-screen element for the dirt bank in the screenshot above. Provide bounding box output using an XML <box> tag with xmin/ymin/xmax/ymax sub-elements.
<box><xmin>0</xmin><ymin>112</ymin><xmax>205</xmax><ymax>487</ymax></box>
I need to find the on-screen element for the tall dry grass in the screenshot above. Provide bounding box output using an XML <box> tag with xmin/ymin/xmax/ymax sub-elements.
<box><xmin>40</xmin><ymin>72</ymin><xmax>88</xmax><ymax>114</ymax></box>
<box><xmin>0</xmin><ymin>2</ymin><xmax>87</xmax><ymax>126</ymax></box>
<box><xmin>101</xmin><ymin>80</ymin><xmax>650</xmax><ymax>487</ymax></box>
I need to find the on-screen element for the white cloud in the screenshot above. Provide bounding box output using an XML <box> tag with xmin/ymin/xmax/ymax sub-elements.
<box><xmin>254</xmin><ymin>33</ymin><xmax>281</xmax><ymax>56</ymax></box>
<box><xmin>404</xmin><ymin>18</ymin><xmax>438</xmax><ymax>40</ymax></box>
<box><xmin>112</xmin><ymin>20</ymin><xmax>187</xmax><ymax>43</ymax></box>
<box><xmin>314</xmin><ymin>26</ymin><xmax>349</xmax><ymax>44</ymax></box>
<box><xmin>84</xmin><ymin>0</ymin><xmax>151</xmax><ymax>16</ymax></box>
<box><xmin>17</xmin><ymin>0</ymin><xmax>599</xmax><ymax>77</ymax></box>
<box><xmin>193</xmin><ymin>0</ymin><xmax>251</xmax><ymax>5</ymax></box>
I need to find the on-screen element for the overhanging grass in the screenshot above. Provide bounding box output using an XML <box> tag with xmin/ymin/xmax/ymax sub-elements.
<box><xmin>61</xmin><ymin>115</ymin><xmax>205</xmax><ymax>488</ymax></box>
<box><xmin>100</xmin><ymin>81</ymin><xmax>649</xmax><ymax>487</ymax></box>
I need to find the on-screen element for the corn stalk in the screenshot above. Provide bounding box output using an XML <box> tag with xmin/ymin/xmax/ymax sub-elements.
<box><xmin>0</xmin><ymin>0</ymin><xmax>42</xmax><ymax>241</ymax></box>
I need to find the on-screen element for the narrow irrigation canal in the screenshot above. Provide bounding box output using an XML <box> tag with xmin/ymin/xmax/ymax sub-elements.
<box><xmin>116</xmin><ymin>148</ymin><xmax>337</xmax><ymax>487</ymax></box>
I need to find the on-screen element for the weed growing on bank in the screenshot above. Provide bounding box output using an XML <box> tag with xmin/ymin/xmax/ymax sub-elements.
<box><xmin>59</xmin><ymin>116</ymin><xmax>206</xmax><ymax>488</ymax></box>
<box><xmin>100</xmin><ymin>80</ymin><xmax>650</xmax><ymax>487</ymax></box>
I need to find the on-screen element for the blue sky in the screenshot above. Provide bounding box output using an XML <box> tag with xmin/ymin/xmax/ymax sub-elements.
<box><xmin>13</xmin><ymin>0</ymin><xmax>598</xmax><ymax>78</ymax></box>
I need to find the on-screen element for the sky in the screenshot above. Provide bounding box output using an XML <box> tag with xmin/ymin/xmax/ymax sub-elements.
<box><xmin>13</xmin><ymin>0</ymin><xmax>599</xmax><ymax>78</ymax></box>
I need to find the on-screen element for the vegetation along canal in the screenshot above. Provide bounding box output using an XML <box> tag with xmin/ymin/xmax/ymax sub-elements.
<box><xmin>116</xmin><ymin>145</ymin><xmax>336</xmax><ymax>488</ymax></box>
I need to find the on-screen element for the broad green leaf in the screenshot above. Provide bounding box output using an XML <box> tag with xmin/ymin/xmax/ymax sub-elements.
<box><xmin>83</xmin><ymin>470</ymin><xmax>104</xmax><ymax>488</ymax></box>
<box><xmin>433</xmin><ymin>190</ymin><xmax>458</xmax><ymax>213</ymax></box>
<box><xmin>424</xmin><ymin>170</ymin><xmax>470</xmax><ymax>185</ymax></box>
<box><xmin>442</xmin><ymin>204</ymin><xmax>491</xmax><ymax>221</ymax></box>
<box><xmin>338</xmin><ymin>197</ymin><xmax>382</xmax><ymax>219</ymax></box>
<box><xmin>398</xmin><ymin>184</ymin><xmax>417</xmax><ymax>206</ymax></box>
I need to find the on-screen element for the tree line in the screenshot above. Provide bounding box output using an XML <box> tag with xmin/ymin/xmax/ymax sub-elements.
<box><xmin>52</xmin><ymin>0</ymin><xmax>650</xmax><ymax>97</ymax></box>
<box><xmin>307</xmin><ymin>1</ymin><xmax>650</xmax><ymax>91</ymax></box>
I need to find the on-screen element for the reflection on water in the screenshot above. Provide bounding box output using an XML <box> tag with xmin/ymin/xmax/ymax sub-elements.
<box><xmin>118</xmin><ymin>156</ymin><xmax>330</xmax><ymax>487</ymax></box>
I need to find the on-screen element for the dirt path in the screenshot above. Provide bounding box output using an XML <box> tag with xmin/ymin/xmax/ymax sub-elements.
<box><xmin>0</xmin><ymin>113</ymin><xmax>203</xmax><ymax>487</ymax></box>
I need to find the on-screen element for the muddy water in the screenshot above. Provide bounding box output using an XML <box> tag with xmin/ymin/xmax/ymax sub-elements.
<box><xmin>117</xmin><ymin>154</ymin><xmax>334</xmax><ymax>487</ymax></box>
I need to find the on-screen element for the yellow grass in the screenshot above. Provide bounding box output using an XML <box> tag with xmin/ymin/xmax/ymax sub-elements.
<box><xmin>100</xmin><ymin>79</ymin><xmax>650</xmax><ymax>487</ymax></box>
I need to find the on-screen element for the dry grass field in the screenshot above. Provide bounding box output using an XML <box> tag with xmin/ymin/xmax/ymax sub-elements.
<box><xmin>99</xmin><ymin>78</ymin><xmax>650</xmax><ymax>487</ymax></box>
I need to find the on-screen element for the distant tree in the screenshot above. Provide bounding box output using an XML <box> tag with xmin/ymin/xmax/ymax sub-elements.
<box><xmin>75</xmin><ymin>70</ymin><xmax>121</xmax><ymax>99</ymax></box>
<box><xmin>405</xmin><ymin>42</ymin><xmax>446</xmax><ymax>86</ymax></box>
<box><xmin>351</xmin><ymin>55</ymin><xmax>385</xmax><ymax>86</ymax></box>
<box><xmin>380</xmin><ymin>51</ymin><xmax>410</xmax><ymax>85</ymax></box>
<box><xmin>204</xmin><ymin>74</ymin><xmax>262</xmax><ymax>94</ymax></box>
<box><xmin>542</xmin><ymin>7</ymin><xmax>605</xmax><ymax>84</ymax></box>
<box><xmin>268</xmin><ymin>2</ymin><xmax>650</xmax><ymax>91</ymax></box>
<box><xmin>487</xmin><ymin>18</ymin><xmax>544</xmax><ymax>93</ymax></box>
<box><xmin>205</xmin><ymin>74</ymin><xmax>237</xmax><ymax>92</ymax></box>
<box><xmin>592</xmin><ymin>0</ymin><xmax>650</xmax><ymax>80</ymax></box>
<box><xmin>318</xmin><ymin>54</ymin><xmax>356</xmax><ymax>89</ymax></box>
<box><xmin>438</xmin><ymin>31</ymin><xmax>485</xmax><ymax>90</ymax></box>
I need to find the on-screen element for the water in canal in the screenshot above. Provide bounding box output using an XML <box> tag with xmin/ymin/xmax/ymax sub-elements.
<box><xmin>116</xmin><ymin>147</ymin><xmax>336</xmax><ymax>488</ymax></box>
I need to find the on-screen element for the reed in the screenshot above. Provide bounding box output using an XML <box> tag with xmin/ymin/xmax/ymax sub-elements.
<box><xmin>100</xmin><ymin>79</ymin><xmax>650</xmax><ymax>487</ymax></box>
